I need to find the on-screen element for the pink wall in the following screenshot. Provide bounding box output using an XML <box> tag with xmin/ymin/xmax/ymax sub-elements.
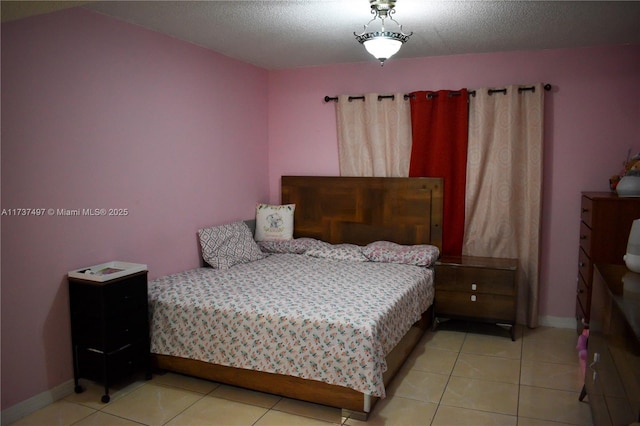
<box><xmin>268</xmin><ymin>46</ymin><xmax>640</xmax><ymax>321</ymax></box>
<box><xmin>1</xmin><ymin>9</ymin><xmax>269</xmax><ymax>409</ymax></box>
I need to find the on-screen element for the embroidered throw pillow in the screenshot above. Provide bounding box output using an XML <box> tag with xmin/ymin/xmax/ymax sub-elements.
<box><xmin>255</xmin><ymin>204</ymin><xmax>295</xmax><ymax>241</ymax></box>
<box><xmin>198</xmin><ymin>221</ymin><xmax>264</xmax><ymax>269</ymax></box>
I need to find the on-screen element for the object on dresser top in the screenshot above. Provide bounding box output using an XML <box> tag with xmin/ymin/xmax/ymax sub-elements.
<box><xmin>625</xmin><ymin>219</ymin><xmax>640</xmax><ymax>273</ymax></box>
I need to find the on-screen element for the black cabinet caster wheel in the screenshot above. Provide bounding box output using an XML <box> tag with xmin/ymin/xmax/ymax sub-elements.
<box><xmin>74</xmin><ymin>385</ymin><xmax>83</xmax><ymax>394</ymax></box>
<box><xmin>101</xmin><ymin>394</ymin><xmax>110</xmax><ymax>403</ymax></box>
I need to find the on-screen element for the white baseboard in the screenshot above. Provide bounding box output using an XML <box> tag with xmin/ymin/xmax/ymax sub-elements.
<box><xmin>1</xmin><ymin>379</ymin><xmax>74</xmax><ymax>426</ymax></box>
<box><xmin>537</xmin><ymin>315</ymin><xmax>578</xmax><ymax>329</ymax></box>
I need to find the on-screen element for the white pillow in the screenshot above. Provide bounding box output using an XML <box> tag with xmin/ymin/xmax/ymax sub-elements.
<box><xmin>254</xmin><ymin>204</ymin><xmax>295</xmax><ymax>241</ymax></box>
<box><xmin>198</xmin><ymin>221</ymin><xmax>264</xmax><ymax>269</ymax></box>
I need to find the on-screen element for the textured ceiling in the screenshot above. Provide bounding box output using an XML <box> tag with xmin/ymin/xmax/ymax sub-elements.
<box><xmin>4</xmin><ymin>1</ymin><xmax>640</xmax><ymax>70</ymax></box>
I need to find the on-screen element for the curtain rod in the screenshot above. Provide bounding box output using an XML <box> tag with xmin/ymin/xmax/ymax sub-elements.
<box><xmin>323</xmin><ymin>83</ymin><xmax>552</xmax><ymax>102</ymax></box>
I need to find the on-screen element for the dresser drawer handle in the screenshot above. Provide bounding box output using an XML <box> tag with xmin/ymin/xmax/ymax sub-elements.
<box><xmin>580</xmin><ymin>235</ymin><xmax>588</xmax><ymax>240</ymax></box>
<box><xmin>578</xmin><ymin>262</ymin><xmax>585</xmax><ymax>267</ymax></box>
<box><xmin>471</xmin><ymin>283</ymin><xmax>477</xmax><ymax>291</ymax></box>
<box><xmin>470</xmin><ymin>295</ymin><xmax>477</xmax><ymax>302</ymax></box>
<box><xmin>582</xmin><ymin>208</ymin><xmax>589</xmax><ymax>213</ymax></box>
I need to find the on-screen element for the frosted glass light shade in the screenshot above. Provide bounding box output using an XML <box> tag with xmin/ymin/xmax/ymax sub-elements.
<box><xmin>363</xmin><ymin>37</ymin><xmax>402</xmax><ymax>61</ymax></box>
<box><xmin>624</xmin><ymin>218</ymin><xmax>640</xmax><ymax>272</ymax></box>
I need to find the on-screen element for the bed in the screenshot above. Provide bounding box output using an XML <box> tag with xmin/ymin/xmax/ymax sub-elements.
<box><xmin>149</xmin><ymin>176</ymin><xmax>443</xmax><ymax>420</ymax></box>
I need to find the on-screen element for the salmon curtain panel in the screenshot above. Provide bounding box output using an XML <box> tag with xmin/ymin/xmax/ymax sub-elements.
<box><xmin>463</xmin><ymin>84</ymin><xmax>545</xmax><ymax>327</ymax></box>
<box><xmin>336</xmin><ymin>94</ymin><xmax>412</xmax><ymax>177</ymax></box>
<box><xmin>409</xmin><ymin>90</ymin><xmax>470</xmax><ymax>256</ymax></box>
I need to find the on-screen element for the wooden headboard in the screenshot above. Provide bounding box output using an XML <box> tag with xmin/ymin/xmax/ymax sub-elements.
<box><xmin>281</xmin><ymin>176</ymin><xmax>443</xmax><ymax>250</ymax></box>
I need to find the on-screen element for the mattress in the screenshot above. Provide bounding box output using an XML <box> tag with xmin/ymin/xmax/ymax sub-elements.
<box><xmin>148</xmin><ymin>253</ymin><xmax>434</xmax><ymax>397</ymax></box>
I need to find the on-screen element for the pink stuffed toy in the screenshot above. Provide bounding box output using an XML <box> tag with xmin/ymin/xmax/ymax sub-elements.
<box><xmin>576</xmin><ymin>328</ymin><xmax>589</xmax><ymax>377</ymax></box>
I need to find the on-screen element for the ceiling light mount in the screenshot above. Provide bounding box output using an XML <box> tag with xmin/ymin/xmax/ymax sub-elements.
<box><xmin>354</xmin><ymin>0</ymin><xmax>412</xmax><ymax>66</ymax></box>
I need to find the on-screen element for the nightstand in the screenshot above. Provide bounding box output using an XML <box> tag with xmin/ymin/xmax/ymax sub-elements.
<box><xmin>68</xmin><ymin>264</ymin><xmax>151</xmax><ymax>403</ymax></box>
<box><xmin>433</xmin><ymin>255</ymin><xmax>518</xmax><ymax>340</ymax></box>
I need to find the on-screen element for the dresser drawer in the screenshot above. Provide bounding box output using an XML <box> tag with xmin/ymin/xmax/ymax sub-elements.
<box><xmin>577</xmin><ymin>247</ymin><xmax>591</xmax><ymax>284</ymax></box>
<box><xmin>576</xmin><ymin>272</ymin><xmax>589</xmax><ymax>319</ymax></box>
<box><xmin>435</xmin><ymin>266</ymin><xmax>514</xmax><ymax>296</ymax></box>
<box><xmin>579</xmin><ymin>221</ymin><xmax>593</xmax><ymax>255</ymax></box>
<box><xmin>581</xmin><ymin>196</ymin><xmax>593</xmax><ymax>228</ymax></box>
<box><xmin>435</xmin><ymin>290</ymin><xmax>515</xmax><ymax>322</ymax></box>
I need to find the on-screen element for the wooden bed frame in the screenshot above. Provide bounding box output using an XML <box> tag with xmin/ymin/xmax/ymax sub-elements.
<box><xmin>152</xmin><ymin>176</ymin><xmax>443</xmax><ymax>420</ymax></box>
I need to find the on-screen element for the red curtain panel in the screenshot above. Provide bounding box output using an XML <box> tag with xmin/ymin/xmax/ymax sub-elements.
<box><xmin>409</xmin><ymin>89</ymin><xmax>469</xmax><ymax>256</ymax></box>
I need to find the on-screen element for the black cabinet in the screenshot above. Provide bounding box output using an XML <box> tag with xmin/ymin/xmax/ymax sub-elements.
<box><xmin>69</xmin><ymin>270</ymin><xmax>151</xmax><ymax>402</ymax></box>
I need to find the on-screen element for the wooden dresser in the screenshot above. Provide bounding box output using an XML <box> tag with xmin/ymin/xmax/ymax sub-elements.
<box><xmin>584</xmin><ymin>264</ymin><xmax>640</xmax><ymax>425</ymax></box>
<box><xmin>434</xmin><ymin>256</ymin><xmax>518</xmax><ymax>340</ymax></box>
<box><xmin>576</xmin><ymin>193</ymin><xmax>640</xmax><ymax>330</ymax></box>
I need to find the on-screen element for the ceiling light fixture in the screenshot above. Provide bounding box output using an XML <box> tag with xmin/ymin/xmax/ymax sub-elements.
<box><xmin>354</xmin><ymin>0</ymin><xmax>412</xmax><ymax>66</ymax></box>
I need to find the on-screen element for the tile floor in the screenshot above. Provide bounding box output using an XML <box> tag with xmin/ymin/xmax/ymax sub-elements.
<box><xmin>11</xmin><ymin>322</ymin><xmax>593</xmax><ymax>426</ymax></box>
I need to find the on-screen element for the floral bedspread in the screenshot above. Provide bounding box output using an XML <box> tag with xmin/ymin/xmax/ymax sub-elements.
<box><xmin>148</xmin><ymin>253</ymin><xmax>434</xmax><ymax>397</ymax></box>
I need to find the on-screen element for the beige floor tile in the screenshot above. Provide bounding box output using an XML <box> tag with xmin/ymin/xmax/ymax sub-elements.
<box><xmin>210</xmin><ymin>384</ymin><xmax>282</xmax><ymax>409</ymax></box>
<box><xmin>74</xmin><ymin>411</ymin><xmax>144</xmax><ymax>425</ymax></box>
<box><xmin>420</xmin><ymin>329</ymin><xmax>466</xmax><ymax>352</ymax></box>
<box><xmin>63</xmin><ymin>378</ymin><xmax>147</xmax><ymax>410</ymax></box>
<box><xmin>520</xmin><ymin>360</ymin><xmax>584</xmax><ymax>392</ymax></box>
<box><xmin>452</xmin><ymin>353</ymin><xmax>520</xmax><ymax>384</ymax></box>
<box><xmin>405</xmin><ymin>345</ymin><xmax>459</xmax><ymax>375</ymax></box>
<box><xmin>12</xmin><ymin>400</ymin><xmax>95</xmax><ymax>426</ymax></box>
<box><xmin>461</xmin><ymin>332</ymin><xmax>522</xmax><ymax>359</ymax></box>
<box><xmin>431</xmin><ymin>404</ymin><xmax>517</xmax><ymax>426</ymax></box>
<box><xmin>517</xmin><ymin>416</ymin><xmax>590</xmax><ymax>426</ymax></box>
<box><xmin>345</xmin><ymin>396</ymin><xmax>438</xmax><ymax>426</ymax></box>
<box><xmin>386</xmin><ymin>367</ymin><xmax>449</xmax><ymax>403</ymax></box>
<box><xmin>101</xmin><ymin>382</ymin><xmax>203</xmax><ymax>425</ymax></box>
<box><xmin>165</xmin><ymin>394</ymin><xmax>269</xmax><ymax>426</ymax></box>
<box><xmin>441</xmin><ymin>376</ymin><xmax>519</xmax><ymax>415</ymax></box>
<box><xmin>152</xmin><ymin>372</ymin><xmax>219</xmax><ymax>394</ymax></box>
<box><xmin>518</xmin><ymin>385</ymin><xmax>592</xmax><ymax>425</ymax></box>
<box><xmin>522</xmin><ymin>327</ymin><xmax>578</xmax><ymax>365</ymax></box>
<box><xmin>254</xmin><ymin>409</ymin><xmax>338</xmax><ymax>426</ymax></box>
<box><xmin>272</xmin><ymin>398</ymin><xmax>343</xmax><ymax>423</ymax></box>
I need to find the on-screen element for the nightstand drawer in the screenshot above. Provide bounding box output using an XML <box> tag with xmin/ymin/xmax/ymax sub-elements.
<box><xmin>435</xmin><ymin>266</ymin><xmax>514</xmax><ymax>296</ymax></box>
<box><xmin>76</xmin><ymin>344</ymin><xmax>142</xmax><ymax>384</ymax></box>
<box><xmin>435</xmin><ymin>290</ymin><xmax>515</xmax><ymax>321</ymax></box>
<box><xmin>72</xmin><ymin>312</ymin><xmax>148</xmax><ymax>351</ymax></box>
